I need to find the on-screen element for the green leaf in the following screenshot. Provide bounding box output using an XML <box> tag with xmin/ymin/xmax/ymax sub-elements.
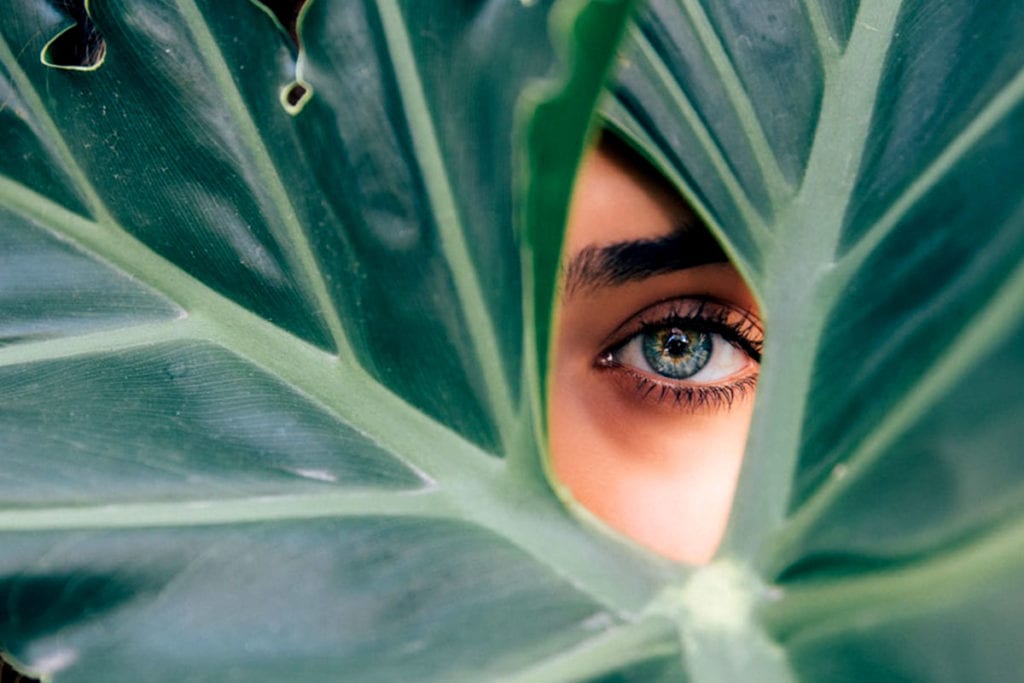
<box><xmin>605</xmin><ymin>0</ymin><xmax>1024</xmax><ymax>679</ymax></box>
<box><xmin>1</xmin><ymin>1</ymin><xmax>682</xmax><ymax>680</ymax></box>
<box><xmin>2</xmin><ymin>0</ymin><xmax>1022</xmax><ymax>681</ymax></box>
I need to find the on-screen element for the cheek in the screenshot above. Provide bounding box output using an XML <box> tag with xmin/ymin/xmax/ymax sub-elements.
<box><xmin>548</xmin><ymin>364</ymin><xmax>754</xmax><ymax>563</ymax></box>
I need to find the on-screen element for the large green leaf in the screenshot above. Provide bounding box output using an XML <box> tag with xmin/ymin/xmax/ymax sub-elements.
<box><xmin>0</xmin><ymin>1</ymin><xmax>683</xmax><ymax>680</ymax></box>
<box><xmin>605</xmin><ymin>0</ymin><xmax>1024</xmax><ymax>679</ymax></box>
<box><xmin>2</xmin><ymin>0</ymin><xmax>1022</xmax><ymax>681</ymax></box>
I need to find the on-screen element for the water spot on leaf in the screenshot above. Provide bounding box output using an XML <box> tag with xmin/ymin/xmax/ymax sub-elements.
<box><xmin>290</xmin><ymin>467</ymin><xmax>338</xmax><ymax>483</ymax></box>
<box><xmin>165</xmin><ymin>360</ymin><xmax>190</xmax><ymax>381</ymax></box>
<box><xmin>580</xmin><ymin>612</ymin><xmax>615</xmax><ymax>631</ymax></box>
<box><xmin>40</xmin><ymin>1</ymin><xmax>105</xmax><ymax>71</ymax></box>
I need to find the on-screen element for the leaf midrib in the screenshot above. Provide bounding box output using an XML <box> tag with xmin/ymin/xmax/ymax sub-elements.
<box><xmin>722</xmin><ymin>0</ymin><xmax>906</xmax><ymax>557</ymax></box>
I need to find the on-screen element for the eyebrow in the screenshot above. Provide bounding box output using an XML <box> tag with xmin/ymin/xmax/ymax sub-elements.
<box><xmin>562</xmin><ymin>229</ymin><xmax>727</xmax><ymax>297</ymax></box>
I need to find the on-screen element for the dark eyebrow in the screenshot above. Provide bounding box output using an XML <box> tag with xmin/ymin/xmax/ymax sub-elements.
<box><xmin>562</xmin><ymin>229</ymin><xmax>727</xmax><ymax>297</ymax></box>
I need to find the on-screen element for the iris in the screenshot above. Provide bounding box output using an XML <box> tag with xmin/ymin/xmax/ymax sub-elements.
<box><xmin>642</xmin><ymin>326</ymin><xmax>711</xmax><ymax>379</ymax></box>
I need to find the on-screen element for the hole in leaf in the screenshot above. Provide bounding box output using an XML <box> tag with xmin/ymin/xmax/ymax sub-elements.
<box><xmin>280</xmin><ymin>80</ymin><xmax>312</xmax><ymax>115</ymax></box>
<box><xmin>41</xmin><ymin>1</ymin><xmax>105</xmax><ymax>70</ymax></box>
<box><xmin>286</xmin><ymin>82</ymin><xmax>307</xmax><ymax>106</ymax></box>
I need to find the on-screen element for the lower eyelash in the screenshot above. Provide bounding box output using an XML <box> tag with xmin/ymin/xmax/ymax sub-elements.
<box><xmin>608</xmin><ymin>365</ymin><xmax>759</xmax><ymax>413</ymax></box>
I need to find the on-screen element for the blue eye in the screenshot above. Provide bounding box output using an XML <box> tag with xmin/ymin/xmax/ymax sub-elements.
<box><xmin>595</xmin><ymin>298</ymin><xmax>763</xmax><ymax>410</ymax></box>
<box><xmin>609</xmin><ymin>317</ymin><xmax>753</xmax><ymax>384</ymax></box>
<box><xmin>642</xmin><ymin>326</ymin><xmax>711</xmax><ymax>379</ymax></box>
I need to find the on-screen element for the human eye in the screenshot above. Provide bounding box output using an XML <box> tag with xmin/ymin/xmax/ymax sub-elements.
<box><xmin>595</xmin><ymin>297</ymin><xmax>763</xmax><ymax>411</ymax></box>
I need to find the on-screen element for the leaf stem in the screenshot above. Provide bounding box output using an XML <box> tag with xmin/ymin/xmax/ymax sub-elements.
<box><xmin>498</xmin><ymin>615</ymin><xmax>680</xmax><ymax>683</ymax></box>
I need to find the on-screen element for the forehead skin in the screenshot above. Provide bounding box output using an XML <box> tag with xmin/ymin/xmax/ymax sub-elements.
<box><xmin>564</xmin><ymin>138</ymin><xmax>692</xmax><ymax>255</ymax></box>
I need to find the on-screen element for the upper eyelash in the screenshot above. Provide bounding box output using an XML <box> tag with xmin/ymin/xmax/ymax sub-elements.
<box><xmin>635</xmin><ymin>315</ymin><xmax>762</xmax><ymax>362</ymax></box>
<box><xmin>603</xmin><ymin>297</ymin><xmax>764</xmax><ymax>361</ymax></box>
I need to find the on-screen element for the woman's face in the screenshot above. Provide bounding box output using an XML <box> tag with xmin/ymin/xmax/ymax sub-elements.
<box><xmin>549</xmin><ymin>139</ymin><xmax>763</xmax><ymax>564</ymax></box>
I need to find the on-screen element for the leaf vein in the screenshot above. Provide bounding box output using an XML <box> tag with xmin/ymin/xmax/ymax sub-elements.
<box><xmin>174</xmin><ymin>0</ymin><xmax>356</xmax><ymax>361</ymax></box>
<box><xmin>800</xmin><ymin>0</ymin><xmax>841</xmax><ymax>68</ymax></box>
<box><xmin>836</xmin><ymin>64</ymin><xmax>1024</xmax><ymax>279</ymax></box>
<box><xmin>628</xmin><ymin>24</ymin><xmax>771</xmax><ymax>246</ymax></box>
<box><xmin>373</xmin><ymin>0</ymin><xmax>518</xmax><ymax>449</ymax></box>
<box><xmin>0</xmin><ymin>490</ymin><xmax>453</xmax><ymax>532</ymax></box>
<box><xmin>0</xmin><ymin>26</ymin><xmax>117</xmax><ymax>226</ymax></box>
<box><xmin>0</xmin><ymin>176</ymin><xmax>495</xmax><ymax>485</ymax></box>
<box><xmin>679</xmin><ymin>0</ymin><xmax>792</xmax><ymax>206</ymax></box>
<box><xmin>783</xmin><ymin>247</ymin><xmax>1024</xmax><ymax>550</ymax></box>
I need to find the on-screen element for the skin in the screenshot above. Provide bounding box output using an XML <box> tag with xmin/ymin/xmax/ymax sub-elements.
<box><xmin>549</xmin><ymin>139</ymin><xmax>762</xmax><ymax>564</ymax></box>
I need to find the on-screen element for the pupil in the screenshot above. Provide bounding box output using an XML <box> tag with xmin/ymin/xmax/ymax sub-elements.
<box><xmin>663</xmin><ymin>329</ymin><xmax>690</xmax><ymax>357</ymax></box>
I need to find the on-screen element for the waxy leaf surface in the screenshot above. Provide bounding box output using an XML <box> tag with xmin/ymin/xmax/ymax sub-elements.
<box><xmin>2</xmin><ymin>0</ymin><xmax>1023</xmax><ymax>681</ymax></box>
